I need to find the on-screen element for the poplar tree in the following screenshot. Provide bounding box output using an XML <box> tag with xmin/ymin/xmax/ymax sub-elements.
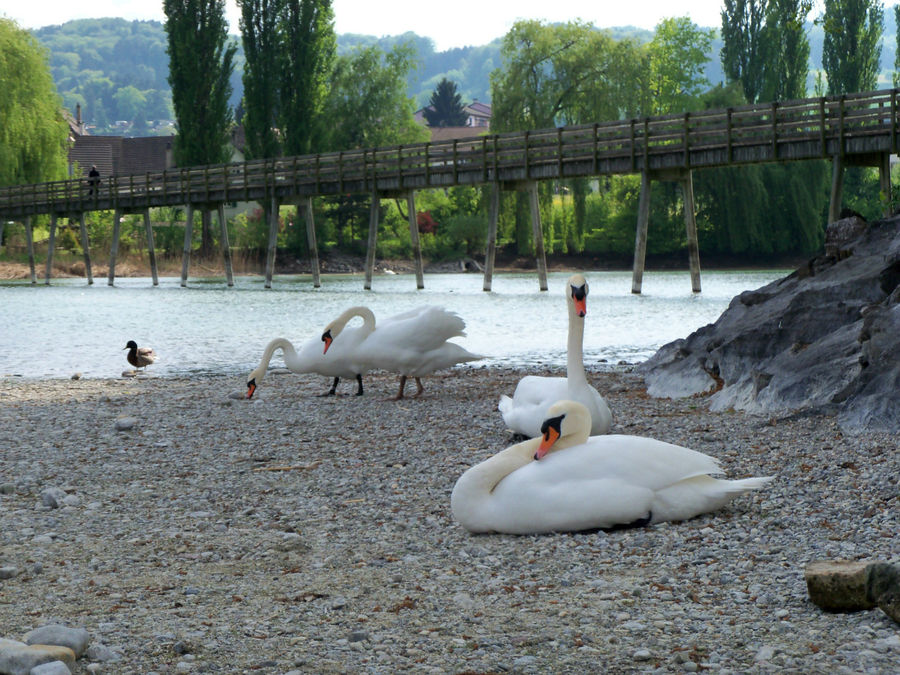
<box><xmin>279</xmin><ymin>0</ymin><xmax>335</xmax><ymax>156</ymax></box>
<box><xmin>238</xmin><ymin>0</ymin><xmax>282</xmax><ymax>160</ymax></box>
<box><xmin>821</xmin><ymin>0</ymin><xmax>884</xmax><ymax>94</ymax></box>
<box><xmin>721</xmin><ymin>0</ymin><xmax>769</xmax><ymax>103</ymax></box>
<box><xmin>164</xmin><ymin>0</ymin><xmax>236</xmax><ymax>257</ymax></box>
<box><xmin>0</xmin><ymin>18</ymin><xmax>69</xmax><ymax>186</ymax></box>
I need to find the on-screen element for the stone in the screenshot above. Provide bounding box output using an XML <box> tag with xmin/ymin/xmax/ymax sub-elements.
<box><xmin>0</xmin><ymin>640</ymin><xmax>76</xmax><ymax>675</ymax></box>
<box><xmin>804</xmin><ymin>560</ymin><xmax>876</xmax><ymax>612</ymax></box>
<box><xmin>639</xmin><ymin>217</ymin><xmax>900</xmax><ymax>434</ymax></box>
<box><xmin>867</xmin><ymin>562</ymin><xmax>900</xmax><ymax>624</ymax></box>
<box><xmin>29</xmin><ymin>661</ymin><xmax>72</xmax><ymax>675</ymax></box>
<box><xmin>41</xmin><ymin>488</ymin><xmax>67</xmax><ymax>509</ymax></box>
<box><xmin>114</xmin><ymin>416</ymin><xmax>136</xmax><ymax>431</ymax></box>
<box><xmin>25</xmin><ymin>625</ymin><xmax>92</xmax><ymax>657</ymax></box>
<box><xmin>0</xmin><ymin>565</ymin><xmax>18</xmax><ymax>580</ymax></box>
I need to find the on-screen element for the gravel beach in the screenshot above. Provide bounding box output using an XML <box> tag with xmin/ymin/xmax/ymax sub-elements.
<box><xmin>1</xmin><ymin>366</ymin><xmax>898</xmax><ymax>674</ymax></box>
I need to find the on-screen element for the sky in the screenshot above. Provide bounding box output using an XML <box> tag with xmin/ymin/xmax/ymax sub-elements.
<box><xmin>4</xmin><ymin>0</ymin><xmax>729</xmax><ymax>51</ymax></box>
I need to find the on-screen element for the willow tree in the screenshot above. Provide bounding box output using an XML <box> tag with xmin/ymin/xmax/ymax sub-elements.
<box><xmin>490</xmin><ymin>20</ymin><xmax>633</xmax><ymax>253</ymax></box>
<box><xmin>0</xmin><ymin>18</ymin><xmax>69</xmax><ymax>186</ymax></box>
<box><xmin>164</xmin><ymin>0</ymin><xmax>236</xmax><ymax>256</ymax></box>
<box><xmin>821</xmin><ymin>0</ymin><xmax>884</xmax><ymax>95</ymax></box>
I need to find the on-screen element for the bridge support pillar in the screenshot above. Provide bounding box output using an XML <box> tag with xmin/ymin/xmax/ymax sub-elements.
<box><xmin>406</xmin><ymin>192</ymin><xmax>425</xmax><ymax>289</ymax></box>
<box><xmin>217</xmin><ymin>203</ymin><xmax>234</xmax><ymax>287</ymax></box>
<box><xmin>829</xmin><ymin>155</ymin><xmax>844</xmax><ymax>224</ymax></box>
<box><xmin>264</xmin><ymin>196</ymin><xmax>279</xmax><ymax>288</ymax></box>
<box><xmin>364</xmin><ymin>192</ymin><xmax>380</xmax><ymax>290</ymax></box>
<box><xmin>527</xmin><ymin>181</ymin><xmax>549</xmax><ymax>292</ymax></box>
<box><xmin>181</xmin><ymin>204</ymin><xmax>194</xmax><ymax>287</ymax></box>
<box><xmin>78</xmin><ymin>212</ymin><xmax>93</xmax><ymax>285</ymax></box>
<box><xmin>681</xmin><ymin>171</ymin><xmax>701</xmax><ymax>293</ymax></box>
<box><xmin>24</xmin><ymin>216</ymin><xmax>36</xmax><ymax>284</ymax></box>
<box><xmin>143</xmin><ymin>209</ymin><xmax>158</xmax><ymax>286</ymax></box>
<box><xmin>632</xmin><ymin>171</ymin><xmax>652</xmax><ymax>294</ymax></box>
<box><xmin>45</xmin><ymin>213</ymin><xmax>58</xmax><ymax>285</ymax></box>
<box><xmin>879</xmin><ymin>152</ymin><xmax>892</xmax><ymax>217</ymax></box>
<box><xmin>303</xmin><ymin>198</ymin><xmax>321</xmax><ymax>288</ymax></box>
<box><xmin>108</xmin><ymin>208</ymin><xmax>123</xmax><ymax>286</ymax></box>
<box><xmin>483</xmin><ymin>184</ymin><xmax>500</xmax><ymax>292</ymax></box>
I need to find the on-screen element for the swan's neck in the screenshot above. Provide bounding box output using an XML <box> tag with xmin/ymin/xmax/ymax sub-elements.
<box><xmin>566</xmin><ymin>303</ymin><xmax>587</xmax><ymax>386</ymax></box>
<box><xmin>452</xmin><ymin>441</ymin><xmax>537</xmax><ymax>517</ymax></box>
<box><xmin>330</xmin><ymin>306</ymin><xmax>376</xmax><ymax>339</ymax></box>
<box><xmin>251</xmin><ymin>338</ymin><xmax>300</xmax><ymax>382</ymax></box>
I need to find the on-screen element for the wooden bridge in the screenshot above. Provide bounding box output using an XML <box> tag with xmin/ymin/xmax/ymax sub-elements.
<box><xmin>2</xmin><ymin>88</ymin><xmax>898</xmax><ymax>292</ymax></box>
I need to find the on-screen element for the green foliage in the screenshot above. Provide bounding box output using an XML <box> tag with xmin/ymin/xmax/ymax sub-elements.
<box><xmin>164</xmin><ymin>0</ymin><xmax>236</xmax><ymax>167</ymax></box>
<box><xmin>279</xmin><ymin>0</ymin><xmax>336</xmax><ymax>156</ymax></box>
<box><xmin>423</xmin><ymin>78</ymin><xmax>468</xmax><ymax>127</ymax></box>
<box><xmin>34</xmin><ymin>18</ymin><xmax>174</xmax><ymax>134</ymax></box>
<box><xmin>0</xmin><ymin>18</ymin><xmax>69</xmax><ymax>186</ymax></box>
<box><xmin>323</xmin><ymin>42</ymin><xmax>428</xmax><ymax>150</ymax></box>
<box><xmin>645</xmin><ymin>17</ymin><xmax>714</xmax><ymax>114</ymax></box>
<box><xmin>238</xmin><ymin>0</ymin><xmax>282</xmax><ymax>159</ymax></box>
<box><xmin>821</xmin><ymin>0</ymin><xmax>884</xmax><ymax>94</ymax></box>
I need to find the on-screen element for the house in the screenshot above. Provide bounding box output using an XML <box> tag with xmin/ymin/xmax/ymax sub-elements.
<box><xmin>65</xmin><ymin>104</ymin><xmax>175</xmax><ymax>180</ymax></box>
<box><xmin>414</xmin><ymin>101</ymin><xmax>493</xmax><ymax>142</ymax></box>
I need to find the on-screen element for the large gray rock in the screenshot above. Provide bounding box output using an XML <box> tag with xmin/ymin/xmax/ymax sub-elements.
<box><xmin>639</xmin><ymin>216</ymin><xmax>900</xmax><ymax>433</ymax></box>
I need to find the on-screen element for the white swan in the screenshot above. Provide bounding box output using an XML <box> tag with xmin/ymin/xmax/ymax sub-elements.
<box><xmin>498</xmin><ymin>273</ymin><xmax>612</xmax><ymax>437</ymax></box>
<box><xmin>322</xmin><ymin>305</ymin><xmax>484</xmax><ymax>399</ymax></box>
<box><xmin>452</xmin><ymin>400</ymin><xmax>772</xmax><ymax>534</ymax></box>
<box><xmin>246</xmin><ymin>329</ymin><xmax>368</xmax><ymax>399</ymax></box>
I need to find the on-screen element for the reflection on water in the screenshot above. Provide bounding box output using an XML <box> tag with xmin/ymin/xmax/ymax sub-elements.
<box><xmin>0</xmin><ymin>269</ymin><xmax>787</xmax><ymax>379</ymax></box>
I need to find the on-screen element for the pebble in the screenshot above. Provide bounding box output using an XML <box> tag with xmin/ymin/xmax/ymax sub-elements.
<box><xmin>0</xmin><ymin>368</ymin><xmax>897</xmax><ymax>673</ymax></box>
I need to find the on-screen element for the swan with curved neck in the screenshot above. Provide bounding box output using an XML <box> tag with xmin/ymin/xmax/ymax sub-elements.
<box><xmin>246</xmin><ymin>316</ymin><xmax>370</xmax><ymax>399</ymax></box>
<box><xmin>322</xmin><ymin>305</ymin><xmax>484</xmax><ymax>399</ymax></box>
<box><xmin>498</xmin><ymin>273</ymin><xmax>612</xmax><ymax>437</ymax></box>
<box><xmin>452</xmin><ymin>400</ymin><xmax>772</xmax><ymax>534</ymax></box>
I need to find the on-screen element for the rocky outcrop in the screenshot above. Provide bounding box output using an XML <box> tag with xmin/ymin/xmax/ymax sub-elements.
<box><xmin>639</xmin><ymin>215</ymin><xmax>900</xmax><ymax>434</ymax></box>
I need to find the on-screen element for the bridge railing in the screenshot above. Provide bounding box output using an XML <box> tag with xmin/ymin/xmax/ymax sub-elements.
<box><xmin>1</xmin><ymin>89</ymin><xmax>898</xmax><ymax>219</ymax></box>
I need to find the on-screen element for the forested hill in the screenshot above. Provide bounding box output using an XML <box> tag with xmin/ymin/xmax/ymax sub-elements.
<box><xmin>35</xmin><ymin>16</ymin><xmax>898</xmax><ymax>137</ymax></box>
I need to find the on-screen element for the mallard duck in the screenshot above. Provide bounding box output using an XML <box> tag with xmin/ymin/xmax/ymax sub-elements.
<box><xmin>124</xmin><ymin>340</ymin><xmax>157</xmax><ymax>373</ymax></box>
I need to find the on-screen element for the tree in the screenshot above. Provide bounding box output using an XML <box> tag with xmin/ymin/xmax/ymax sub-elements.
<box><xmin>721</xmin><ymin>0</ymin><xmax>769</xmax><ymax>103</ymax></box>
<box><xmin>0</xmin><ymin>18</ymin><xmax>69</xmax><ymax>186</ymax></box>
<box><xmin>164</xmin><ymin>0</ymin><xmax>236</xmax><ymax>166</ymax></box>
<box><xmin>894</xmin><ymin>4</ymin><xmax>900</xmax><ymax>86</ymax></box>
<box><xmin>238</xmin><ymin>0</ymin><xmax>283</xmax><ymax>160</ymax></box>
<box><xmin>644</xmin><ymin>17</ymin><xmax>713</xmax><ymax>115</ymax></box>
<box><xmin>759</xmin><ymin>0</ymin><xmax>813</xmax><ymax>101</ymax></box>
<box><xmin>279</xmin><ymin>0</ymin><xmax>335</xmax><ymax>156</ymax></box>
<box><xmin>319</xmin><ymin>42</ymin><xmax>428</xmax><ymax>251</ymax></box>
<box><xmin>164</xmin><ymin>0</ymin><xmax>236</xmax><ymax>257</ymax></box>
<box><xmin>820</xmin><ymin>0</ymin><xmax>884</xmax><ymax>95</ymax></box>
<box><xmin>423</xmin><ymin>78</ymin><xmax>468</xmax><ymax>127</ymax></box>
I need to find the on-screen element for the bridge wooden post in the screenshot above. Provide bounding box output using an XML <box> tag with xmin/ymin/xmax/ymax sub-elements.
<box><xmin>406</xmin><ymin>192</ymin><xmax>424</xmax><ymax>289</ymax></box>
<box><xmin>217</xmin><ymin>203</ymin><xmax>234</xmax><ymax>287</ymax></box>
<box><xmin>483</xmin><ymin>183</ymin><xmax>500</xmax><ymax>292</ymax></box>
<box><xmin>879</xmin><ymin>152</ymin><xmax>892</xmax><ymax>217</ymax></box>
<box><xmin>108</xmin><ymin>208</ymin><xmax>123</xmax><ymax>286</ymax></box>
<box><xmin>364</xmin><ymin>192</ymin><xmax>380</xmax><ymax>290</ymax></box>
<box><xmin>303</xmin><ymin>198</ymin><xmax>321</xmax><ymax>288</ymax></box>
<box><xmin>527</xmin><ymin>181</ymin><xmax>549</xmax><ymax>291</ymax></box>
<box><xmin>78</xmin><ymin>212</ymin><xmax>93</xmax><ymax>285</ymax></box>
<box><xmin>264</xmin><ymin>196</ymin><xmax>279</xmax><ymax>289</ymax></box>
<box><xmin>681</xmin><ymin>171</ymin><xmax>701</xmax><ymax>293</ymax></box>
<box><xmin>24</xmin><ymin>217</ymin><xmax>36</xmax><ymax>284</ymax></box>
<box><xmin>45</xmin><ymin>213</ymin><xmax>58</xmax><ymax>285</ymax></box>
<box><xmin>632</xmin><ymin>171</ymin><xmax>652</xmax><ymax>294</ymax></box>
<box><xmin>180</xmin><ymin>204</ymin><xmax>194</xmax><ymax>287</ymax></box>
<box><xmin>0</xmin><ymin>221</ymin><xmax>4</xmax><ymax>253</ymax></box>
<box><xmin>142</xmin><ymin>209</ymin><xmax>158</xmax><ymax>286</ymax></box>
<box><xmin>828</xmin><ymin>156</ymin><xmax>844</xmax><ymax>223</ymax></box>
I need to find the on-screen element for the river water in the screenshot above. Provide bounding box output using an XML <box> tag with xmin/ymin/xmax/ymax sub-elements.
<box><xmin>0</xmin><ymin>269</ymin><xmax>786</xmax><ymax>380</ymax></box>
